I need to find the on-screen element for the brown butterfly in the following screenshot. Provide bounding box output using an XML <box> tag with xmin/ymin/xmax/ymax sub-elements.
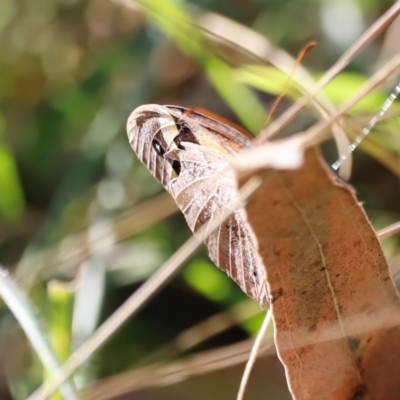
<box><xmin>126</xmin><ymin>104</ymin><xmax>267</xmax><ymax>304</ymax></box>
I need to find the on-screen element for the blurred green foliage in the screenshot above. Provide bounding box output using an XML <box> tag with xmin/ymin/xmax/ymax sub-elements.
<box><xmin>0</xmin><ymin>0</ymin><xmax>399</xmax><ymax>399</ymax></box>
<box><xmin>0</xmin><ymin>127</ymin><xmax>26</xmax><ymax>222</ymax></box>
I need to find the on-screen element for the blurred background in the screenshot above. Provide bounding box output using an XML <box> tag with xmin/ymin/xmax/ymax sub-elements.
<box><xmin>0</xmin><ymin>0</ymin><xmax>400</xmax><ymax>399</ymax></box>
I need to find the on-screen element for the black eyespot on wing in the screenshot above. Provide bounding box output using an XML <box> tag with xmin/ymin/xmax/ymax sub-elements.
<box><xmin>173</xmin><ymin>122</ymin><xmax>200</xmax><ymax>150</ymax></box>
<box><xmin>171</xmin><ymin>160</ymin><xmax>181</xmax><ymax>176</ymax></box>
<box><xmin>152</xmin><ymin>140</ymin><xmax>165</xmax><ymax>156</ymax></box>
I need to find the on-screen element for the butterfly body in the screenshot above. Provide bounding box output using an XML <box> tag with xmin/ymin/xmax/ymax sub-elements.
<box><xmin>127</xmin><ymin>105</ymin><xmax>267</xmax><ymax>303</ymax></box>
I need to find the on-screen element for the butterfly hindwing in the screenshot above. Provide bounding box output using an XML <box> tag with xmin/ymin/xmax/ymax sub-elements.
<box><xmin>127</xmin><ymin>104</ymin><xmax>267</xmax><ymax>303</ymax></box>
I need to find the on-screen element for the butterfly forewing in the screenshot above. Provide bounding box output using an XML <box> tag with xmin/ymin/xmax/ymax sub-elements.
<box><xmin>127</xmin><ymin>104</ymin><xmax>267</xmax><ymax>303</ymax></box>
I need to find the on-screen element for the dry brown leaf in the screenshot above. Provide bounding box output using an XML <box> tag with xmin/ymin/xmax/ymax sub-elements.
<box><xmin>244</xmin><ymin>147</ymin><xmax>400</xmax><ymax>399</ymax></box>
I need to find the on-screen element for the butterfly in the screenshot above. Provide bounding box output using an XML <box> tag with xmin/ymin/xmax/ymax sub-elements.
<box><xmin>126</xmin><ymin>104</ymin><xmax>267</xmax><ymax>304</ymax></box>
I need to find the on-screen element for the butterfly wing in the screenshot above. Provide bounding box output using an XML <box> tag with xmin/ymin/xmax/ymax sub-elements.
<box><xmin>127</xmin><ymin>104</ymin><xmax>267</xmax><ymax>303</ymax></box>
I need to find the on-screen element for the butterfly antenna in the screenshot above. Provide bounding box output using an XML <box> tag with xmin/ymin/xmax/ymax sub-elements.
<box><xmin>332</xmin><ymin>80</ymin><xmax>400</xmax><ymax>171</ymax></box>
<box><xmin>262</xmin><ymin>42</ymin><xmax>317</xmax><ymax>130</ymax></box>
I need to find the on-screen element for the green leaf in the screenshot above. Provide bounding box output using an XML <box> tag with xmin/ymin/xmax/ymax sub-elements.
<box><xmin>204</xmin><ymin>57</ymin><xmax>266</xmax><ymax>133</ymax></box>
<box><xmin>183</xmin><ymin>259</ymin><xmax>233</xmax><ymax>302</ymax></box>
<box><xmin>47</xmin><ymin>281</ymin><xmax>74</xmax><ymax>400</ymax></box>
<box><xmin>321</xmin><ymin>72</ymin><xmax>388</xmax><ymax>112</ymax></box>
<box><xmin>135</xmin><ymin>0</ymin><xmax>266</xmax><ymax>133</ymax></box>
<box><xmin>0</xmin><ymin>114</ymin><xmax>25</xmax><ymax>221</ymax></box>
<box><xmin>235</xmin><ymin>64</ymin><xmax>302</xmax><ymax>100</ymax></box>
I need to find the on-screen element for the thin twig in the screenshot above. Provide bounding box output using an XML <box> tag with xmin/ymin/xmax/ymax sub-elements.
<box><xmin>141</xmin><ymin>298</ymin><xmax>261</xmax><ymax>365</ymax></box>
<box><xmin>27</xmin><ymin>235</ymin><xmax>203</xmax><ymax>400</ymax></box>
<box><xmin>83</xmin><ymin>336</ymin><xmax>276</xmax><ymax>400</ymax></box>
<box><xmin>377</xmin><ymin>221</ymin><xmax>400</xmax><ymax>239</ymax></box>
<box><xmin>27</xmin><ymin>177</ymin><xmax>262</xmax><ymax>400</ymax></box>
<box><xmin>236</xmin><ymin>309</ymin><xmax>272</xmax><ymax>400</ymax></box>
<box><xmin>301</xmin><ymin>53</ymin><xmax>400</xmax><ymax>148</ymax></box>
<box><xmin>258</xmin><ymin>2</ymin><xmax>400</xmax><ymax>142</ymax></box>
<box><xmin>16</xmin><ymin>192</ymin><xmax>178</xmax><ymax>287</ymax></box>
